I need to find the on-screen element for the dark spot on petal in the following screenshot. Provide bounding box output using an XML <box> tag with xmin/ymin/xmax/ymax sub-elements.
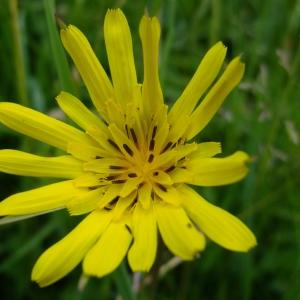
<box><xmin>153</xmin><ymin>171</ymin><xmax>159</xmax><ymax>176</ymax></box>
<box><xmin>88</xmin><ymin>186</ymin><xmax>98</xmax><ymax>190</ymax></box>
<box><xmin>109</xmin><ymin>165</ymin><xmax>125</xmax><ymax>170</ymax></box>
<box><xmin>95</xmin><ymin>156</ymin><xmax>103</xmax><ymax>159</ymax></box>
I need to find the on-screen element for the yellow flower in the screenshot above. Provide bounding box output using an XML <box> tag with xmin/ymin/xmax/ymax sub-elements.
<box><xmin>0</xmin><ymin>9</ymin><xmax>256</xmax><ymax>287</ymax></box>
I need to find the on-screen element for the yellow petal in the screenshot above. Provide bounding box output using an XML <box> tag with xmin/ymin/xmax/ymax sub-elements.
<box><xmin>67</xmin><ymin>142</ymin><xmax>109</xmax><ymax>161</ymax></box>
<box><xmin>31</xmin><ymin>210</ymin><xmax>112</xmax><ymax>287</ymax></box>
<box><xmin>139</xmin><ymin>16</ymin><xmax>163</xmax><ymax>118</ymax></box>
<box><xmin>56</xmin><ymin>92</ymin><xmax>107</xmax><ymax>133</ymax></box>
<box><xmin>60</xmin><ymin>25</ymin><xmax>113</xmax><ymax>115</ymax></box>
<box><xmin>112</xmin><ymin>193</ymin><xmax>136</xmax><ymax>221</ymax></box>
<box><xmin>188</xmin><ymin>142</ymin><xmax>222</xmax><ymax>159</ymax></box>
<box><xmin>187</xmin><ymin>151</ymin><xmax>249</xmax><ymax>186</ymax></box>
<box><xmin>186</xmin><ymin>57</ymin><xmax>245</xmax><ymax>139</ymax></box>
<box><xmin>138</xmin><ymin>182</ymin><xmax>152</xmax><ymax>209</ymax></box>
<box><xmin>0</xmin><ymin>150</ymin><xmax>82</xmax><ymax>178</ymax></box>
<box><xmin>67</xmin><ymin>187</ymin><xmax>106</xmax><ymax>216</ymax></box>
<box><xmin>179</xmin><ymin>185</ymin><xmax>257</xmax><ymax>252</ymax></box>
<box><xmin>0</xmin><ymin>102</ymin><xmax>92</xmax><ymax>151</ymax></box>
<box><xmin>154</xmin><ymin>201</ymin><xmax>205</xmax><ymax>260</ymax></box>
<box><xmin>168</xmin><ymin>42</ymin><xmax>227</xmax><ymax>123</ymax></box>
<box><xmin>104</xmin><ymin>9</ymin><xmax>137</xmax><ymax>107</ymax></box>
<box><xmin>83</xmin><ymin>221</ymin><xmax>132</xmax><ymax>277</ymax></box>
<box><xmin>0</xmin><ymin>180</ymin><xmax>78</xmax><ymax>216</ymax></box>
<box><xmin>128</xmin><ymin>202</ymin><xmax>157</xmax><ymax>271</ymax></box>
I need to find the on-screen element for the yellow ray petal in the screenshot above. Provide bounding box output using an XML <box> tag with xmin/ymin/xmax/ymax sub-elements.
<box><xmin>186</xmin><ymin>57</ymin><xmax>245</xmax><ymax>139</ymax></box>
<box><xmin>67</xmin><ymin>187</ymin><xmax>106</xmax><ymax>216</ymax></box>
<box><xmin>128</xmin><ymin>202</ymin><xmax>157</xmax><ymax>271</ymax></box>
<box><xmin>104</xmin><ymin>9</ymin><xmax>137</xmax><ymax>107</ymax></box>
<box><xmin>0</xmin><ymin>180</ymin><xmax>78</xmax><ymax>216</ymax></box>
<box><xmin>179</xmin><ymin>185</ymin><xmax>257</xmax><ymax>252</ymax></box>
<box><xmin>83</xmin><ymin>221</ymin><xmax>132</xmax><ymax>277</ymax></box>
<box><xmin>60</xmin><ymin>25</ymin><xmax>113</xmax><ymax>115</ymax></box>
<box><xmin>31</xmin><ymin>210</ymin><xmax>112</xmax><ymax>287</ymax></box>
<box><xmin>67</xmin><ymin>142</ymin><xmax>109</xmax><ymax>161</ymax></box>
<box><xmin>56</xmin><ymin>92</ymin><xmax>107</xmax><ymax>133</ymax></box>
<box><xmin>139</xmin><ymin>15</ymin><xmax>163</xmax><ymax>118</ymax></box>
<box><xmin>168</xmin><ymin>42</ymin><xmax>227</xmax><ymax>123</ymax></box>
<box><xmin>154</xmin><ymin>201</ymin><xmax>205</xmax><ymax>260</ymax></box>
<box><xmin>188</xmin><ymin>142</ymin><xmax>222</xmax><ymax>159</ymax></box>
<box><xmin>138</xmin><ymin>182</ymin><xmax>152</xmax><ymax>209</ymax></box>
<box><xmin>0</xmin><ymin>150</ymin><xmax>82</xmax><ymax>178</ymax></box>
<box><xmin>0</xmin><ymin>103</ymin><xmax>92</xmax><ymax>151</ymax></box>
<box><xmin>112</xmin><ymin>192</ymin><xmax>136</xmax><ymax>220</ymax></box>
<box><xmin>186</xmin><ymin>151</ymin><xmax>249</xmax><ymax>186</ymax></box>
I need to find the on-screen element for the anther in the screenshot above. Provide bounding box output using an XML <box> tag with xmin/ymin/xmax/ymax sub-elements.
<box><xmin>152</xmin><ymin>126</ymin><xmax>158</xmax><ymax>139</ymax></box>
<box><xmin>95</xmin><ymin>156</ymin><xmax>103</xmax><ymax>159</ymax></box>
<box><xmin>112</xmin><ymin>179</ymin><xmax>126</xmax><ymax>184</ymax></box>
<box><xmin>130</xmin><ymin>128</ymin><xmax>138</xmax><ymax>145</ymax></box>
<box><xmin>157</xmin><ymin>183</ymin><xmax>167</xmax><ymax>192</ymax></box>
<box><xmin>123</xmin><ymin>144</ymin><xmax>134</xmax><ymax>156</ymax></box>
<box><xmin>153</xmin><ymin>171</ymin><xmax>159</xmax><ymax>176</ymax></box>
<box><xmin>148</xmin><ymin>154</ymin><xmax>154</xmax><ymax>163</ymax></box>
<box><xmin>161</xmin><ymin>141</ymin><xmax>173</xmax><ymax>154</ymax></box>
<box><xmin>108</xmin><ymin>139</ymin><xmax>120</xmax><ymax>151</ymax></box>
<box><xmin>109</xmin><ymin>165</ymin><xmax>124</xmax><ymax>170</ymax></box>
<box><xmin>128</xmin><ymin>173</ymin><xmax>137</xmax><ymax>178</ymax></box>
<box><xmin>165</xmin><ymin>165</ymin><xmax>176</xmax><ymax>173</ymax></box>
<box><xmin>149</xmin><ymin>139</ymin><xmax>155</xmax><ymax>151</ymax></box>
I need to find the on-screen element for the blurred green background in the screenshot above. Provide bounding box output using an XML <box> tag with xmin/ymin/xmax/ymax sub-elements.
<box><xmin>1</xmin><ymin>0</ymin><xmax>300</xmax><ymax>299</ymax></box>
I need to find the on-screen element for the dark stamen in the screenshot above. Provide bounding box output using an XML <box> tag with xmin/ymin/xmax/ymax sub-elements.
<box><xmin>128</xmin><ymin>173</ymin><xmax>137</xmax><ymax>178</ymax></box>
<box><xmin>151</xmin><ymin>190</ymin><xmax>155</xmax><ymax>199</ymax></box>
<box><xmin>88</xmin><ymin>186</ymin><xmax>99</xmax><ymax>190</ymax></box>
<box><xmin>123</xmin><ymin>144</ymin><xmax>134</xmax><ymax>156</ymax></box>
<box><xmin>109</xmin><ymin>196</ymin><xmax>119</xmax><ymax>206</ymax></box>
<box><xmin>152</xmin><ymin>126</ymin><xmax>158</xmax><ymax>139</ymax></box>
<box><xmin>178</xmin><ymin>156</ymin><xmax>186</xmax><ymax>162</ymax></box>
<box><xmin>109</xmin><ymin>165</ymin><xmax>124</xmax><ymax>170</ymax></box>
<box><xmin>104</xmin><ymin>207</ymin><xmax>112</xmax><ymax>211</ymax></box>
<box><xmin>95</xmin><ymin>156</ymin><xmax>103</xmax><ymax>159</ymax></box>
<box><xmin>108</xmin><ymin>139</ymin><xmax>120</xmax><ymax>151</ymax></box>
<box><xmin>106</xmin><ymin>175</ymin><xmax>118</xmax><ymax>181</ymax></box>
<box><xmin>153</xmin><ymin>171</ymin><xmax>159</xmax><ymax>176</ymax></box>
<box><xmin>165</xmin><ymin>165</ymin><xmax>176</xmax><ymax>173</ymax></box>
<box><xmin>149</xmin><ymin>139</ymin><xmax>155</xmax><ymax>151</ymax></box>
<box><xmin>157</xmin><ymin>183</ymin><xmax>167</xmax><ymax>192</ymax></box>
<box><xmin>148</xmin><ymin>154</ymin><xmax>154</xmax><ymax>163</ymax></box>
<box><xmin>138</xmin><ymin>182</ymin><xmax>144</xmax><ymax>188</ymax></box>
<box><xmin>125</xmin><ymin>224</ymin><xmax>132</xmax><ymax>234</ymax></box>
<box><xmin>112</xmin><ymin>179</ymin><xmax>126</xmax><ymax>184</ymax></box>
<box><xmin>125</xmin><ymin>124</ymin><xmax>129</xmax><ymax>137</ymax></box>
<box><xmin>130</xmin><ymin>128</ymin><xmax>138</xmax><ymax>145</ymax></box>
<box><xmin>161</xmin><ymin>141</ymin><xmax>173</xmax><ymax>154</ymax></box>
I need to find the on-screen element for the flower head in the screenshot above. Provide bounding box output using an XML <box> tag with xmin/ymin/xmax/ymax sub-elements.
<box><xmin>0</xmin><ymin>9</ymin><xmax>256</xmax><ymax>287</ymax></box>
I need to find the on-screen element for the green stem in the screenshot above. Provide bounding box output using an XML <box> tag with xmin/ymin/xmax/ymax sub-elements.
<box><xmin>112</xmin><ymin>263</ymin><xmax>137</xmax><ymax>300</ymax></box>
<box><xmin>9</xmin><ymin>0</ymin><xmax>29</xmax><ymax>106</ymax></box>
<box><xmin>43</xmin><ymin>0</ymin><xmax>75</xmax><ymax>93</ymax></box>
